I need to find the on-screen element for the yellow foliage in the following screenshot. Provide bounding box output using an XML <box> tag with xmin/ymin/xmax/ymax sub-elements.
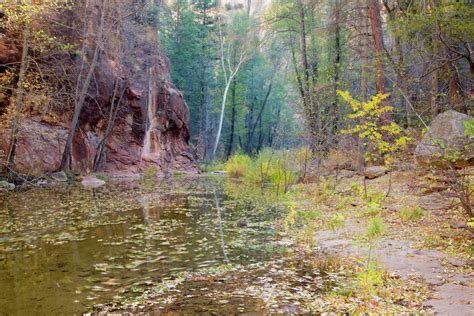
<box><xmin>225</xmin><ymin>153</ymin><xmax>252</xmax><ymax>178</ymax></box>
<box><xmin>338</xmin><ymin>90</ymin><xmax>411</xmax><ymax>164</ymax></box>
<box><xmin>283</xmin><ymin>206</ymin><xmax>297</xmax><ymax>231</ymax></box>
<box><xmin>1</xmin><ymin>1</ymin><xmax>74</xmax><ymax>52</ymax></box>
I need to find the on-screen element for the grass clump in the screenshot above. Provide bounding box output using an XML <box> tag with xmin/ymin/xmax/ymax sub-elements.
<box><xmin>94</xmin><ymin>174</ymin><xmax>110</xmax><ymax>181</ymax></box>
<box><xmin>367</xmin><ymin>216</ymin><xmax>385</xmax><ymax>240</ymax></box>
<box><xmin>328</xmin><ymin>214</ymin><xmax>345</xmax><ymax>231</ymax></box>
<box><xmin>224</xmin><ymin>148</ymin><xmax>301</xmax><ymax>195</ymax></box>
<box><xmin>296</xmin><ymin>209</ymin><xmax>322</xmax><ymax>225</ymax></box>
<box><xmin>360</xmin><ymin>201</ymin><xmax>382</xmax><ymax>218</ymax></box>
<box><xmin>399</xmin><ymin>206</ymin><xmax>424</xmax><ymax>221</ymax></box>
<box><xmin>224</xmin><ymin>153</ymin><xmax>252</xmax><ymax>178</ymax></box>
<box><xmin>200</xmin><ymin>160</ymin><xmax>225</xmax><ymax>173</ymax></box>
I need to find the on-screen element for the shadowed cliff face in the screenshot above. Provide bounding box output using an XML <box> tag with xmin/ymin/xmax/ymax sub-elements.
<box><xmin>0</xmin><ymin>3</ymin><xmax>197</xmax><ymax>176</ymax></box>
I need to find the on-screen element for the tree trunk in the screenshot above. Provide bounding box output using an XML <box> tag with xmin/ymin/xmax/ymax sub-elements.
<box><xmin>367</xmin><ymin>0</ymin><xmax>385</xmax><ymax>95</ymax></box>
<box><xmin>268</xmin><ymin>103</ymin><xmax>281</xmax><ymax>148</ymax></box>
<box><xmin>226</xmin><ymin>79</ymin><xmax>237</xmax><ymax>158</ymax></box>
<box><xmin>359</xmin><ymin>0</ymin><xmax>369</xmax><ymax>101</ymax></box>
<box><xmin>93</xmin><ymin>80</ymin><xmax>125</xmax><ymax>172</ymax></box>
<box><xmin>331</xmin><ymin>0</ymin><xmax>341</xmax><ymax>142</ymax></box>
<box><xmin>213</xmin><ymin>20</ymin><xmax>245</xmax><ymax>159</ymax></box>
<box><xmin>297</xmin><ymin>0</ymin><xmax>318</xmax><ymax>151</ymax></box>
<box><xmin>430</xmin><ymin>70</ymin><xmax>439</xmax><ymax>118</ymax></box>
<box><xmin>245</xmin><ymin>96</ymin><xmax>256</xmax><ymax>152</ymax></box>
<box><xmin>383</xmin><ymin>0</ymin><xmax>411</xmax><ymax>127</ymax></box>
<box><xmin>60</xmin><ymin>0</ymin><xmax>107</xmax><ymax>171</ymax></box>
<box><xmin>395</xmin><ymin>37</ymin><xmax>411</xmax><ymax>127</ymax></box>
<box><xmin>446</xmin><ymin>50</ymin><xmax>467</xmax><ymax>114</ymax></box>
<box><xmin>257</xmin><ymin>115</ymin><xmax>264</xmax><ymax>152</ymax></box>
<box><xmin>246</xmin><ymin>80</ymin><xmax>273</xmax><ymax>153</ymax></box>
<box><xmin>358</xmin><ymin>0</ymin><xmax>369</xmax><ymax>170</ymax></box>
<box><xmin>5</xmin><ymin>14</ymin><xmax>30</xmax><ymax>175</ymax></box>
<box><xmin>429</xmin><ymin>0</ymin><xmax>440</xmax><ymax>118</ymax></box>
<box><xmin>213</xmin><ymin>74</ymin><xmax>233</xmax><ymax>159</ymax></box>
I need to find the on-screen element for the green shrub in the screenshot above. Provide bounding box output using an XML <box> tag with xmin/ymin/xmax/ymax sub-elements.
<box><xmin>200</xmin><ymin>160</ymin><xmax>226</xmax><ymax>173</ymax></box>
<box><xmin>328</xmin><ymin>214</ymin><xmax>345</xmax><ymax>231</ymax></box>
<box><xmin>399</xmin><ymin>207</ymin><xmax>423</xmax><ymax>221</ymax></box>
<box><xmin>366</xmin><ymin>216</ymin><xmax>384</xmax><ymax>241</ymax></box>
<box><xmin>355</xmin><ymin>262</ymin><xmax>385</xmax><ymax>295</ymax></box>
<box><xmin>244</xmin><ymin>148</ymin><xmax>271</xmax><ymax>184</ymax></box>
<box><xmin>225</xmin><ymin>153</ymin><xmax>252</xmax><ymax>178</ymax></box>
<box><xmin>246</xmin><ymin>149</ymin><xmax>299</xmax><ymax>194</ymax></box>
<box><xmin>360</xmin><ymin>201</ymin><xmax>382</xmax><ymax>218</ymax></box>
<box><xmin>296</xmin><ymin>209</ymin><xmax>322</xmax><ymax>224</ymax></box>
<box><xmin>225</xmin><ymin>148</ymin><xmax>310</xmax><ymax>195</ymax></box>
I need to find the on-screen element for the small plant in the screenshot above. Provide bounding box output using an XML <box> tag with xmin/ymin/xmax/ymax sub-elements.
<box><xmin>296</xmin><ymin>209</ymin><xmax>322</xmax><ymax>225</ymax></box>
<box><xmin>338</xmin><ymin>91</ymin><xmax>411</xmax><ymax>198</ymax></box>
<box><xmin>335</xmin><ymin>196</ymin><xmax>352</xmax><ymax>210</ymax></box>
<box><xmin>328</xmin><ymin>214</ymin><xmax>345</xmax><ymax>231</ymax></box>
<box><xmin>141</xmin><ymin>165</ymin><xmax>156</xmax><ymax>189</ymax></box>
<box><xmin>468</xmin><ymin>217</ymin><xmax>474</xmax><ymax>228</ymax></box>
<box><xmin>399</xmin><ymin>206</ymin><xmax>424</xmax><ymax>221</ymax></box>
<box><xmin>242</xmin><ymin>149</ymin><xmax>299</xmax><ymax>195</ymax></box>
<box><xmin>295</xmin><ymin>146</ymin><xmax>313</xmax><ymax>183</ymax></box>
<box><xmin>297</xmin><ymin>224</ymin><xmax>318</xmax><ymax>249</ymax></box>
<box><xmin>353</xmin><ymin>216</ymin><xmax>386</xmax><ymax>296</ymax></box>
<box><xmin>355</xmin><ymin>261</ymin><xmax>385</xmax><ymax>296</ymax></box>
<box><xmin>283</xmin><ymin>205</ymin><xmax>297</xmax><ymax>232</ymax></box>
<box><xmin>350</xmin><ymin>181</ymin><xmax>364</xmax><ymax>197</ymax></box>
<box><xmin>430</xmin><ymin>129</ymin><xmax>473</xmax><ymax>219</ymax></box>
<box><xmin>366</xmin><ymin>216</ymin><xmax>385</xmax><ymax>241</ymax></box>
<box><xmin>360</xmin><ymin>201</ymin><xmax>382</xmax><ymax>218</ymax></box>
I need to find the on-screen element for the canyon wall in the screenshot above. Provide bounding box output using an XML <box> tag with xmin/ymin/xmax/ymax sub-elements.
<box><xmin>0</xmin><ymin>1</ymin><xmax>197</xmax><ymax>176</ymax></box>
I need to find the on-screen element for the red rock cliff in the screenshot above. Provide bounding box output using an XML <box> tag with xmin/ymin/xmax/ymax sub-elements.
<box><xmin>0</xmin><ymin>3</ymin><xmax>196</xmax><ymax>176</ymax></box>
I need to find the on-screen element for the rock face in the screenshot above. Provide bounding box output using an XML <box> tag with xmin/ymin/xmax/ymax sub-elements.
<box><xmin>415</xmin><ymin>110</ymin><xmax>473</xmax><ymax>166</ymax></box>
<box><xmin>418</xmin><ymin>192</ymin><xmax>457</xmax><ymax>211</ymax></box>
<box><xmin>81</xmin><ymin>176</ymin><xmax>106</xmax><ymax>188</ymax></box>
<box><xmin>363</xmin><ymin>166</ymin><xmax>388</xmax><ymax>179</ymax></box>
<box><xmin>0</xmin><ymin>181</ymin><xmax>15</xmax><ymax>192</ymax></box>
<box><xmin>0</xmin><ymin>34</ymin><xmax>21</xmax><ymax>65</ymax></box>
<box><xmin>51</xmin><ymin>171</ymin><xmax>68</xmax><ymax>182</ymax></box>
<box><xmin>0</xmin><ymin>3</ymin><xmax>197</xmax><ymax>176</ymax></box>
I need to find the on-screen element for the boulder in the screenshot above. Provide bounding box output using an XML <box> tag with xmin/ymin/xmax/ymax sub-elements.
<box><xmin>51</xmin><ymin>171</ymin><xmax>68</xmax><ymax>182</ymax></box>
<box><xmin>81</xmin><ymin>176</ymin><xmax>106</xmax><ymax>188</ymax></box>
<box><xmin>415</xmin><ymin>110</ymin><xmax>473</xmax><ymax>166</ymax></box>
<box><xmin>338</xmin><ymin>169</ymin><xmax>357</xmax><ymax>179</ymax></box>
<box><xmin>363</xmin><ymin>166</ymin><xmax>388</xmax><ymax>179</ymax></box>
<box><xmin>0</xmin><ymin>181</ymin><xmax>15</xmax><ymax>191</ymax></box>
<box><xmin>419</xmin><ymin>192</ymin><xmax>457</xmax><ymax>211</ymax></box>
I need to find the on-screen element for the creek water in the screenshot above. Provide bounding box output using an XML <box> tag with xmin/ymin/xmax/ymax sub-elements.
<box><xmin>0</xmin><ymin>177</ymin><xmax>280</xmax><ymax>315</ymax></box>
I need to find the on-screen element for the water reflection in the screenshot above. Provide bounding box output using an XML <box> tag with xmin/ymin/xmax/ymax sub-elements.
<box><xmin>214</xmin><ymin>190</ymin><xmax>229</xmax><ymax>263</ymax></box>
<box><xmin>0</xmin><ymin>177</ymin><xmax>277</xmax><ymax>315</ymax></box>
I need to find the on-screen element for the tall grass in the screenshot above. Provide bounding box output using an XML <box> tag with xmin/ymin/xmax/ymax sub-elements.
<box><xmin>224</xmin><ymin>148</ymin><xmax>308</xmax><ymax>195</ymax></box>
<box><xmin>224</xmin><ymin>153</ymin><xmax>252</xmax><ymax>178</ymax></box>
